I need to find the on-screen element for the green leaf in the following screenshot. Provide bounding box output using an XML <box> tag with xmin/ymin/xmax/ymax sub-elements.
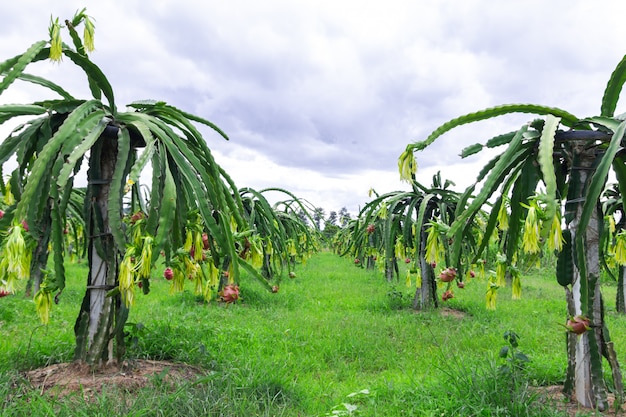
<box><xmin>25</xmin><ymin>168</ymin><xmax>52</xmax><ymax>239</ymax></box>
<box><xmin>35</xmin><ymin>99</ymin><xmax>86</xmax><ymax>114</ymax></box>
<box><xmin>0</xmin><ymin>117</ymin><xmax>46</xmax><ymax>165</ymax></box>
<box><xmin>413</xmin><ymin>194</ymin><xmax>435</xmax><ymax>256</ymax></box>
<box><xmin>10</xmin><ymin>72</ymin><xmax>74</xmax><ymax>99</ymax></box>
<box><xmin>50</xmin><ymin>187</ymin><xmax>66</xmax><ymax>292</ymax></box>
<box><xmin>448</xmin><ymin>184</ymin><xmax>476</xmax><ymax>265</ymax></box>
<box><xmin>473</xmin><ymin>196</ymin><xmax>503</xmax><ymax>262</ymax></box>
<box><xmin>215</xmin><ymin>209</ymin><xmax>242</xmax><ymax>281</ymax></box>
<box><xmin>0</xmin><ymin>104</ymin><xmax>47</xmax><ymax>116</ymax></box>
<box><xmin>0</xmin><ymin>55</ymin><xmax>19</xmax><ymax>75</ymax></box>
<box><xmin>449</xmin><ymin>125</ymin><xmax>528</xmax><ymax>237</ymax></box>
<box><xmin>107</xmin><ymin>128</ymin><xmax>131</xmax><ymax>252</ymax></box>
<box><xmin>162</xmin><ymin>135</ymin><xmax>225</xmax><ymax>247</ymax></box>
<box><xmin>506</xmin><ymin>158</ymin><xmax>539</xmax><ymax>263</ymax></box>
<box><xmin>113</xmin><ymin>114</ymin><xmax>158</xmax><ymax>182</ymax></box>
<box><xmin>128</xmin><ymin>101</ymin><xmax>230</xmax><ymax>141</ymax></box>
<box><xmin>56</xmin><ymin>117</ymin><xmax>109</xmax><ymax>190</ymax></box>
<box><xmin>239</xmin><ymin>187</ymin><xmax>289</xmax><ymax>247</ymax></box>
<box><xmin>65</xmin><ymin>20</ymin><xmax>86</xmax><ymax>56</ymax></box>
<box><xmin>537</xmin><ymin>114</ymin><xmax>559</xmax><ymax>243</ymax></box>
<box><xmin>612</xmin><ymin>156</ymin><xmax>626</xmax><ymax>219</ymax></box>
<box><xmin>459</xmin><ymin>143</ymin><xmax>483</xmax><ymax>158</ymax></box>
<box><xmin>576</xmin><ymin>120</ymin><xmax>626</xmax><ymax>292</ymax></box>
<box><xmin>236</xmin><ymin>256</ymin><xmax>273</xmax><ymax>291</ymax></box>
<box><xmin>499</xmin><ymin>346</ymin><xmax>510</xmax><ymax>358</ymax></box>
<box><xmin>145</xmin><ymin>150</ymin><xmax>165</xmax><ymax>237</ymax></box>
<box><xmin>486</xmin><ymin>131</ymin><xmax>517</xmax><ymax>148</ymax></box>
<box><xmin>128</xmin><ymin>131</ymin><xmax>156</xmax><ymax>185</ymax></box>
<box><xmin>601</xmin><ymin>54</ymin><xmax>626</xmax><ymax>117</ymax></box>
<box><xmin>584</xmin><ymin>116</ymin><xmax>621</xmax><ymax>132</ymax></box>
<box><xmin>151</xmin><ymin>153</ymin><xmax>177</xmax><ymax>266</ymax></box>
<box><xmin>16</xmin><ymin>100</ymin><xmax>102</xmax><ymax>219</ymax></box>
<box><xmin>218</xmin><ymin>165</ymin><xmax>248</xmax><ymax>229</ymax></box>
<box><xmin>63</xmin><ymin>49</ymin><xmax>116</xmax><ymax>114</ymax></box>
<box><xmin>408</xmin><ymin>103</ymin><xmax>579</xmax><ymax>152</ymax></box>
<box><xmin>504</xmin><ymin>330</ymin><xmax>520</xmax><ymax>348</ymax></box>
<box><xmin>556</xmin><ymin>230</ymin><xmax>574</xmax><ymax>286</ymax></box>
<box><xmin>0</xmin><ymin>40</ymin><xmax>47</xmax><ymax>96</ymax></box>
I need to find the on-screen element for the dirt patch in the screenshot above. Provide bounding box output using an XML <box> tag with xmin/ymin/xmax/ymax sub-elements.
<box><xmin>439</xmin><ymin>307</ymin><xmax>467</xmax><ymax>319</ymax></box>
<box><xmin>24</xmin><ymin>359</ymin><xmax>205</xmax><ymax>399</ymax></box>
<box><xmin>536</xmin><ymin>385</ymin><xmax>625</xmax><ymax>417</ymax></box>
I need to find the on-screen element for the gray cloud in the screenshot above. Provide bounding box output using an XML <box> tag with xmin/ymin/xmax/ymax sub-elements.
<box><xmin>2</xmin><ymin>0</ymin><xmax>626</xmax><ymax>215</ymax></box>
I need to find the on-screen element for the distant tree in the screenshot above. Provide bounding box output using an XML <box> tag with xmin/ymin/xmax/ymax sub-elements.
<box><xmin>326</xmin><ymin>211</ymin><xmax>338</xmax><ymax>226</ymax></box>
<box><xmin>338</xmin><ymin>207</ymin><xmax>351</xmax><ymax>227</ymax></box>
<box><xmin>296</xmin><ymin>209</ymin><xmax>309</xmax><ymax>227</ymax></box>
<box><xmin>322</xmin><ymin>221</ymin><xmax>340</xmax><ymax>242</ymax></box>
<box><xmin>313</xmin><ymin>207</ymin><xmax>326</xmax><ymax>230</ymax></box>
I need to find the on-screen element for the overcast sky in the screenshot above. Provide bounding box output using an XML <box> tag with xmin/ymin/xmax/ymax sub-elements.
<box><xmin>2</xmin><ymin>1</ymin><xmax>626</xmax><ymax>218</ymax></box>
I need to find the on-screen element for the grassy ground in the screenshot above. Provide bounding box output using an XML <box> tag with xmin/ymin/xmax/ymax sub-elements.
<box><xmin>1</xmin><ymin>250</ymin><xmax>625</xmax><ymax>416</ymax></box>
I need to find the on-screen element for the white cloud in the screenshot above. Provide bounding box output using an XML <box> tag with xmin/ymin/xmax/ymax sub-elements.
<box><xmin>2</xmin><ymin>0</ymin><xmax>626</xmax><ymax>218</ymax></box>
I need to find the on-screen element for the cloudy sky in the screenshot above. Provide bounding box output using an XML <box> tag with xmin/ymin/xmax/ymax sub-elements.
<box><xmin>1</xmin><ymin>1</ymin><xmax>626</xmax><ymax>218</ymax></box>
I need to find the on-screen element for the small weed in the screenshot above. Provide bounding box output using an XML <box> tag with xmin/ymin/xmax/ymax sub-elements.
<box><xmin>498</xmin><ymin>330</ymin><xmax>530</xmax><ymax>377</ymax></box>
<box><xmin>124</xmin><ymin>321</ymin><xmax>146</xmax><ymax>349</ymax></box>
<box><xmin>426</xmin><ymin>328</ymin><xmax>563</xmax><ymax>416</ymax></box>
<box><xmin>385</xmin><ymin>286</ymin><xmax>408</xmax><ymax>310</ymax></box>
<box><xmin>324</xmin><ymin>389</ymin><xmax>370</xmax><ymax>416</ymax></box>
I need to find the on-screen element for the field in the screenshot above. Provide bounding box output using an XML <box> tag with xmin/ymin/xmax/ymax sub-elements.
<box><xmin>2</xmin><ymin>251</ymin><xmax>626</xmax><ymax>416</ymax></box>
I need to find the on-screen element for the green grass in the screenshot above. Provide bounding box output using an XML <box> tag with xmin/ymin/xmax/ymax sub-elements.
<box><xmin>1</xmin><ymin>251</ymin><xmax>623</xmax><ymax>415</ymax></box>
